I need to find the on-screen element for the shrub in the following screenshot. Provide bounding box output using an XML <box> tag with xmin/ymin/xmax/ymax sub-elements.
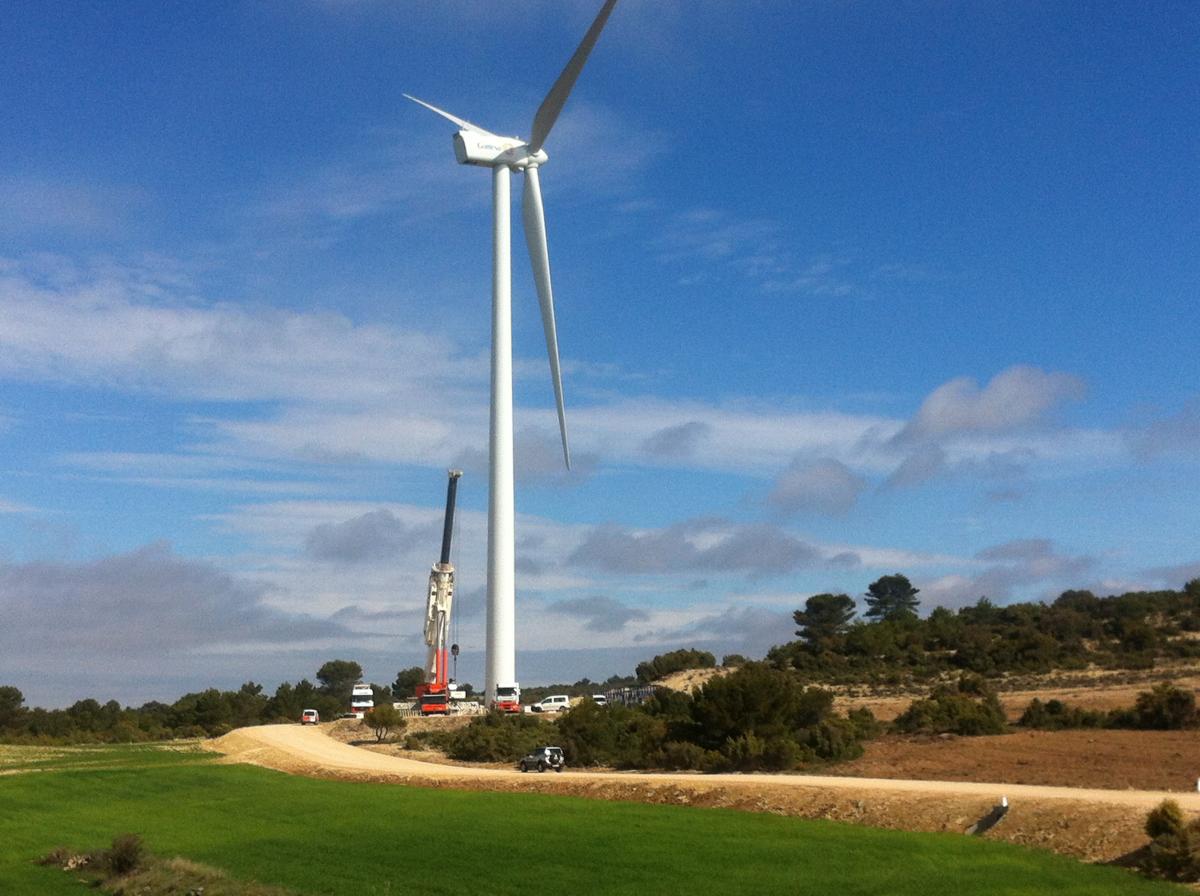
<box><xmin>555</xmin><ymin>700</ymin><xmax>631</xmax><ymax>766</ymax></box>
<box><xmin>1140</xmin><ymin>800</ymin><xmax>1200</xmax><ymax>882</ymax></box>
<box><xmin>892</xmin><ymin>675</ymin><xmax>1006</xmax><ymax>736</ymax></box>
<box><xmin>103</xmin><ymin>833</ymin><xmax>144</xmax><ymax>875</ymax></box>
<box><xmin>1018</xmin><ymin>698</ymin><xmax>1106</xmax><ymax>730</ymax></box>
<box><xmin>1146</xmin><ymin>800</ymin><xmax>1186</xmax><ymax>839</ymax></box>
<box><xmin>441</xmin><ymin>711</ymin><xmax>544</xmax><ymax>762</ymax></box>
<box><xmin>688</xmin><ymin>662</ymin><xmax>868</xmax><ymax>769</ymax></box>
<box><xmin>403</xmin><ymin>730</ymin><xmax>434</xmax><ymax>750</ymax></box>
<box><xmin>1133</xmin><ymin>683</ymin><xmax>1197</xmax><ymax>730</ymax></box>
<box><xmin>846</xmin><ymin>707</ymin><xmax>883</xmax><ymax>739</ymax></box>
<box><xmin>558</xmin><ymin>663</ymin><xmax>874</xmax><ymax>772</ymax></box>
<box><xmin>635</xmin><ymin>648</ymin><xmax>716</xmax><ymax>683</ymax></box>
<box><xmin>800</xmin><ymin>717</ymin><xmax>865</xmax><ymax>763</ymax></box>
<box><xmin>362</xmin><ymin>705</ymin><xmax>405</xmax><ymax>743</ymax></box>
<box><xmin>657</xmin><ymin>739</ymin><xmax>720</xmax><ymax>771</ymax></box>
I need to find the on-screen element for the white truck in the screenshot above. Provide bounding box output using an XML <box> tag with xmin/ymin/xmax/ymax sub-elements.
<box><xmin>349</xmin><ymin>683</ymin><xmax>374</xmax><ymax>719</ymax></box>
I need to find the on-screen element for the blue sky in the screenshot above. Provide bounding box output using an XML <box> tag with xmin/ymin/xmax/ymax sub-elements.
<box><xmin>2</xmin><ymin>1</ymin><xmax>1198</xmax><ymax>707</ymax></box>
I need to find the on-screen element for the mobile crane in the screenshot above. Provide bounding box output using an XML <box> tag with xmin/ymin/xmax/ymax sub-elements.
<box><xmin>415</xmin><ymin>470</ymin><xmax>463</xmax><ymax>715</ymax></box>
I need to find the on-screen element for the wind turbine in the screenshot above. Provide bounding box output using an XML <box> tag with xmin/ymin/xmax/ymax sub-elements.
<box><xmin>405</xmin><ymin>0</ymin><xmax>619</xmax><ymax>707</ymax></box>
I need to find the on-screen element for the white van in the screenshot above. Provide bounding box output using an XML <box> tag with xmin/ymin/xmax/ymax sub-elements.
<box><xmin>530</xmin><ymin>695</ymin><xmax>570</xmax><ymax>713</ymax></box>
<box><xmin>591</xmin><ymin>694</ymin><xmax>607</xmax><ymax>706</ymax></box>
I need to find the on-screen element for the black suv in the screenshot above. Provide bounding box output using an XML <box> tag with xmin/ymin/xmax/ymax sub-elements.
<box><xmin>518</xmin><ymin>746</ymin><xmax>565</xmax><ymax>772</ymax></box>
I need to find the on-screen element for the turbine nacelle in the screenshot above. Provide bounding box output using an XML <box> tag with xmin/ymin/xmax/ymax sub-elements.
<box><xmin>453</xmin><ymin>130</ymin><xmax>549</xmax><ymax>169</ymax></box>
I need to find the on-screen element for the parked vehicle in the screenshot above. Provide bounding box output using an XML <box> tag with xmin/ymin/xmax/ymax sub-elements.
<box><xmin>300</xmin><ymin>709</ymin><xmax>320</xmax><ymax>725</ymax></box>
<box><xmin>493</xmin><ymin>684</ymin><xmax>521</xmax><ymax>713</ymax></box>
<box><xmin>518</xmin><ymin>746</ymin><xmax>565</xmax><ymax>773</ymax></box>
<box><xmin>350</xmin><ymin>682</ymin><xmax>374</xmax><ymax>719</ymax></box>
<box><xmin>591</xmin><ymin>694</ymin><xmax>607</xmax><ymax>706</ymax></box>
<box><xmin>530</xmin><ymin>694</ymin><xmax>570</xmax><ymax>713</ymax></box>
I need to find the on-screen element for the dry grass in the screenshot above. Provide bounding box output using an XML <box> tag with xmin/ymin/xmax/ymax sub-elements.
<box><xmin>832</xmin><ymin>663</ymin><xmax>1200</xmax><ymax>721</ymax></box>
<box><xmin>40</xmin><ymin>848</ymin><xmax>301</xmax><ymax>895</ymax></box>
<box><xmin>655</xmin><ymin>666</ymin><xmax>729</xmax><ymax>693</ymax></box>
<box><xmin>0</xmin><ymin>744</ymin><xmax>71</xmax><ymax>768</ymax></box>
<box><xmin>0</xmin><ymin>741</ymin><xmax>210</xmax><ymax>775</ymax></box>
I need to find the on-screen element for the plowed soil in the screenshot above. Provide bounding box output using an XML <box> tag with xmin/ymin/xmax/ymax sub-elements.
<box><xmin>833</xmin><ymin>729</ymin><xmax>1200</xmax><ymax>792</ymax></box>
<box><xmin>208</xmin><ymin>724</ymin><xmax>1200</xmax><ymax>865</ymax></box>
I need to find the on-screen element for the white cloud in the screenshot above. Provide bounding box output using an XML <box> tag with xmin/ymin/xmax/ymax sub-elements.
<box><xmin>568</xmin><ymin>518</ymin><xmax>826</xmax><ymax>577</ymax></box>
<box><xmin>0</xmin><ymin>260</ymin><xmax>477</xmax><ymax>404</ymax></box>
<box><xmin>919</xmin><ymin>538</ymin><xmax>1096</xmax><ymax>608</ymax></box>
<box><xmin>0</xmin><ymin>542</ymin><xmax>348</xmax><ymax>660</ymax></box>
<box><xmin>884</xmin><ymin>444</ymin><xmax>948</xmax><ymax>489</ymax></box>
<box><xmin>0</xmin><ymin>176</ymin><xmax>144</xmax><ymax>234</ymax></box>
<box><xmin>1142</xmin><ymin>560</ymin><xmax>1200</xmax><ymax>587</ymax></box>
<box><xmin>1128</xmin><ymin>397</ymin><xmax>1200</xmax><ymax>458</ymax></box>
<box><xmin>3</xmin><ymin>261</ymin><xmax>1128</xmax><ymax>516</ymax></box>
<box><xmin>544</xmin><ymin>595</ymin><xmax>649</xmax><ymax>633</ymax></box>
<box><xmin>767</xmin><ymin>457</ymin><xmax>867</xmax><ymax>516</ymax></box>
<box><xmin>639</xmin><ymin>420</ymin><xmax>711</xmax><ymax>460</ymax></box>
<box><xmin>897</xmin><ymin>365</ymin><xmax>1086</xmax><ymax>442</ymax></box>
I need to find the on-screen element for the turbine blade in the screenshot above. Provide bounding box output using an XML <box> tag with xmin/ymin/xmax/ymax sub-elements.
<box><xmin>403</xmin><ymin>94</ymin><xmax>500</xmax><ymax>137</ymax></box>
<box><xmin>521</xmin><ymin>166</ymin><xmax>571</xmax><ymax>470</ymax></box>
<box><xmin>528</xmin><ymin>0</ymin><xmax>619</xmax><ymax>154</ymax></box>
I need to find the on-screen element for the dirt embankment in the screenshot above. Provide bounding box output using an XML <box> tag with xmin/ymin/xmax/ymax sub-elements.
<box><xmin>207</xmin><ymin>724</ymin><xmax>1200</xmax><ymax>865</ymax></box>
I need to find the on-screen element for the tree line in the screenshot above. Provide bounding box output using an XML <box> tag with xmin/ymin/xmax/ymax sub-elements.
<box><xmin>0</xmin><ymin>660</ymin><xmax>400</xmax><ymax>744</ymax></box>
<box><xmin>3</xmin><ymin>574</ymin><xmax>1197</xmax><ymax>745</ymax></box>
<box><xmin>409</xmin><ymin>661</ymin><xmax>880</xmax><ymax>772</ymax></box>
<box><xmin>408</xmin><ymin>665</ymin><xmax>1195</xmax><ymax>774</ymax></box>
<box><xmin>772</xmin><ymin>574</ymin><xmax>1200</xmax><ymax>681</ymax></box>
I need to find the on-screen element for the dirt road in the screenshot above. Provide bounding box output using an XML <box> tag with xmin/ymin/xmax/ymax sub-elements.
<box><xmin>208</xmin><ymin>724</ymin><xmax>1199</xmax><ymax>863</ymax></box>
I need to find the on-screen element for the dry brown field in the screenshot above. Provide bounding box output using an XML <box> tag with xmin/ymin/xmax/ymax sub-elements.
<box><xmin>830</xmin><ymin>663</ymin><xmax>1200</xmax><ymax>721</ymax></box>
<box><xmin>831</xmin><ymin>729</ymin><xmax>1200</xmax><ymax>792</ymax></box>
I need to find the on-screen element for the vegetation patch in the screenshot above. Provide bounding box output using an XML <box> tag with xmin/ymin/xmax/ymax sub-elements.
<box><xmin>771</xmin><ymin>577</ymin><xmax>1200</xmax><ymax>684</ymax></box>
<box><xmin>893</xmin><ymin>675</ymin><xmax>1008</xmax><ymax>736</ymax></box>
<box><xmin>438</xmin><ymin>663</ymin><xmax>884</xmax><ymax>771</ymax></box>
<box><xmin>1137</xmin><ymin>800</ymin><xmax>1200</xmax><ymax>883</ymax></box>
<box><xmin>1</xmin><ymin>742</ymin><xmax>214</xmax><ymax>774</ymax></box>
<box><xmin>2</xmin><ymin>755</ymin><xmax>1181</xmax><ymax>895</ymax></box>
<box><xmin>636</xmin><ymin>648</ymin><xmax>717</xmax><ymax>683</ymax></box>
<box><xmin>1019</xmin><ymin>683</ymin><xmax>1198</xmax><ymax>731</ymax></box>
<box><xmin>40</xmin><ymin>835</ymin><xmax>299</xmax><ymax>895</ymax></box>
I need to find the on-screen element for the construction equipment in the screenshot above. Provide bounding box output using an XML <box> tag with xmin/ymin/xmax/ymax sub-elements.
<box><xmin>415</xmin><ymin>470</ymin><xmax>463</xmax><ymax>715</ymax></box>
<box><xmin>349</xmin><ymin>683</ymin><xmax>374</xmax><ymax>719</ymax></box>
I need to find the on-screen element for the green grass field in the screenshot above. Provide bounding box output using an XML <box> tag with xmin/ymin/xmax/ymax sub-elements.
<box><xmin>0</xmin><ymin>743</ymin><xmax>1182</xmax><ymax>895</ymax></box>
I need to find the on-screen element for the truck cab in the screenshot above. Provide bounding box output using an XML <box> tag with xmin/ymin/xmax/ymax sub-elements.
<box><xmin>492</xmin><ymin>684</ymin><xmax>521</xmax><ymax>713</ymax></box>
<box><xmin>418</xmin><ymin>689</ymin><xmax>450</xmax><ymax>715</ymax></box>
<box><xmin>350</xmin><ymin>683</ymin><xmax>374</xmax><ymax>719</ymax></box>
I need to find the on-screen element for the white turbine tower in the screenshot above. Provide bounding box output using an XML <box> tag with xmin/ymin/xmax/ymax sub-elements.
<box><xmin>406</xmin><ymin>0</ymin><xmax>619</xmax><ymax>707</ymax></box>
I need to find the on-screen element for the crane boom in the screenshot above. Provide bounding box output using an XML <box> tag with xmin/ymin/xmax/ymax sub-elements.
<box><xmin>418</xmin><ymin>470</ymin><xmax>462</xmax><ymax>714</ymax></box>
